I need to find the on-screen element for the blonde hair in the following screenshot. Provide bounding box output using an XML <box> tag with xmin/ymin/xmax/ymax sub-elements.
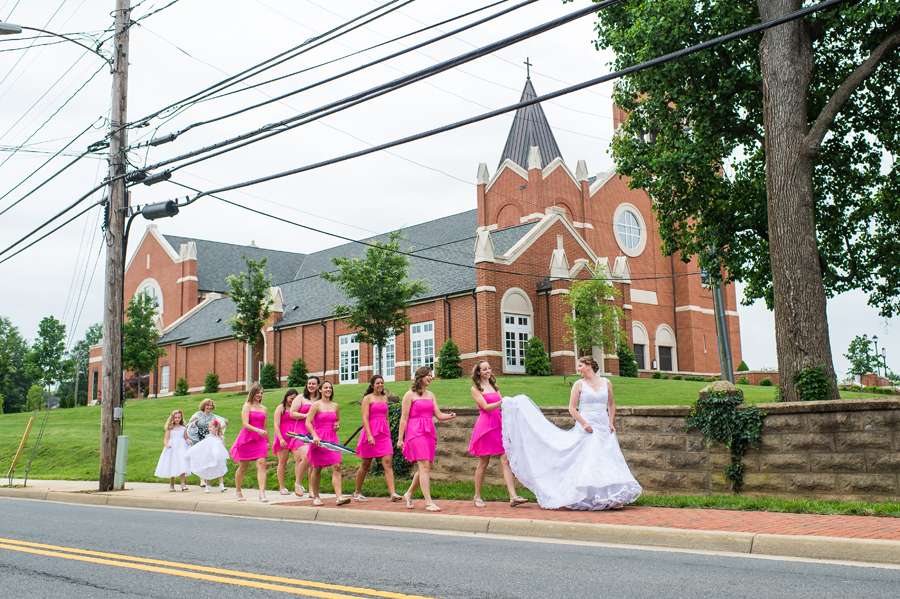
<box><xmin>207</xmin><ymin>419</ymin><xmax>225</xmax><ymax>439</ymax></box>
<box><xmin>410</xmin><ymin>366</ymin><xmax>432</xmax><ymax>396</ymax></box>
<box><xmin>246</xmin><ymin>383</ymin><xmax>264</xmax><ymax>403</ymax></box>
<box><xmin>199</xmin><ymin>398</ymin><xmax>215</xmax><ymax>412</ymax></box>
<box><xmin>578</xmin><ymin>356</ymin><xmax>600</xmax><ymax>373</ymax></box>
<box><xmin>471</xmin><ymin>360</ymin><xmax>498</xmax><ymax>394</ymax></box>
<box><xmin>164</xmin><ymin>410</ymin><xmax>184</xmax><ymax>431</ymax></box>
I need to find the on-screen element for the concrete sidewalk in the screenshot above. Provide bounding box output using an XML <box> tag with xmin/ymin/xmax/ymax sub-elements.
<box><xmin>2</xmin><ymin>479</ymin><xmax>899</xmax><ymax>566</ymax></box>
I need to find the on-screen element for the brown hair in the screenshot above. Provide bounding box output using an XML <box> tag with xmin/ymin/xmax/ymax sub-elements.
<box><xmin>410</xmin><ymin>366</ymin><xmax>432</xmax><ymax>396</ymax></box>
<box><xmin>198</xmin><ymin>398</ymin><xmax>215</xmax><ymax>412</ymax></box>
<box><xmin>578</xmin><ymin>356</ymin><xmax>600</xmax><ymax>373</ymax></box>
<box><xmin>246</xmin><ymin>383</ymin><xmax>264</xmax><ymax>403</ymax></box>
<box><xmin>303</xmin><ymin>376</ymin><xmax>321</xmax><ymax>401</ymax></box>
<box><xmin>281</xmin><ymin>388</ymin><xmax>298</xmax><ymax>411</ymax></box>
<box><xmin>470</xmin><ymin>360</ymin><xmax>498</xmax><ymax>394</ymax></box>
<box><xmin>364</xmin><ymin>374</ymin><xmax>385</xmax><ymax>397</ymax></box>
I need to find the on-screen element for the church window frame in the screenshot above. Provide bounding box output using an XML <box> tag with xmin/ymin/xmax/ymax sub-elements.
<box><xmin>613</xmin><ymin>204</ymin><xmax>647</xmax><ymax>258</ymax></box>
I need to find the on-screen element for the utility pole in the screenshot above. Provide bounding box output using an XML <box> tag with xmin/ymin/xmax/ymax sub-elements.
<box><xmin>99</xmin><ymin>0</ymin><xmax>131</xmax><ymax>492</ymax></box>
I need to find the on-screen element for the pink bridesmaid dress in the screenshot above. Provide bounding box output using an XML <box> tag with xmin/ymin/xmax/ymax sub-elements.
<box><xmin>308</xmin><ymin>411</ymin><xmax>341</xmax><ymax>467</ymax></box>
<box><xmin>272</xmin><ymin>409</ymin><xmax>299</xmax><ymax>454</ymax></box>
<box><xmin>230</xmin><ymin>410</ymin><xmax>268</xmax><ymax>461</ymax></box>
<box><xmin>468</xmin><ymin>391</ymin><xmax>505</xmax><ymax>456</ymax></box>
<box><xmin>402</xmin><ymin>398</ymin><xmax>436</xmax><ymax>462</ymax></box>
<box><xmin>356</xmin><ymin>401</ymin><xmax>393</xmax><ymax>458</ymax></box>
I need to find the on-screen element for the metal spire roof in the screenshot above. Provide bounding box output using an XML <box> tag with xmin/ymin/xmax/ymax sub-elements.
<box><xmin>498</xmin><ymin>77</ymin><xmax>563</xmax><ymax>169</ymax></box>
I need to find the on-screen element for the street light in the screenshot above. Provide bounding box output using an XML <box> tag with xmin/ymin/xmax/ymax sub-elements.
<box><xmin>0</xmin><ymin>21</ymin><xmax>112</xmax><ymax>66</ymax></box>
<box><xmin>873</xmin><ymin>335</ymin><xmax>880</xmax><ymax>378</ymax></box>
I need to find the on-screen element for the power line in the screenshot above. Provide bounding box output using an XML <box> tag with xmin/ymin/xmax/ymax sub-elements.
<box><xmin>0</xmin><ymin>199</ymin><xmax>99</xmax><ymax>265</ymax></box>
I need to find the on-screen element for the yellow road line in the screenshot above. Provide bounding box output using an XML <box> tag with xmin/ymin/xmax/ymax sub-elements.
<box><xmin>0</xmin><ymin>538</ymin><xmax>437</xmax><ymax>599</ymax></box>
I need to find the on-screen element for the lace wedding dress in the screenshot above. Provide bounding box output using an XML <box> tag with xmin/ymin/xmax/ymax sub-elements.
<box><xmin>502</xmin><ymin>380</ymin><xmax>642</xmax><ymax>510</ymax></box>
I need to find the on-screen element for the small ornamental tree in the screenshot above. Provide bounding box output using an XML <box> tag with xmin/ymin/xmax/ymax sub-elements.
<box><xmin>563</xmin><ymin>277</ymin><xmax>627</xmax><ymax>356</ymax></box>
<box><xmin>617</xmin><ymin>344</ymin><xmax>639</xmax><ymax>378</ymax></box>
<box><xmin>260</xmin><ymin>362</ymin><xmax>279</xmax><ymax>389</ymax></box>
<box><xmin>435</xmin><ymin>339</ymin><xmax>463</xmax><ymax>379</ymax></box>
<box><xmin>844</xmin><ymin>335</ymin><xmax>879</xmax><ymax>382</ymax></box>
<box><xmin>28</xmin><ymin>315</ymin><xmax>67</xmax><ymax>403</ymax></box>
<box><xmin>736</xmin><ymin>360</ymin><xmax>749</xmax><ymax>372</ymax></box>
<box><xmin>228</xmin><ymin>255</ymin><xmax>274</xmax><ymax>391</ymax></box>
<box><xmin>203</xmin><ymin>372</ymin><xmax>220</xmax><ymax>394</ymax></box>
<box><xmin>524</xmin><ymin>337</ymin><xmax>552</xmax><ymax>376</ymax></box>
<box><xmin>123</xmin><ymin>293</ymin><xmax>166</xmax><ymax>399</ymax></box>
<box><xmin>287</xmin><ymin>357</ymin><xmax>309</xmax><ymax>387</ymax></box>
<box><xmin>25</xmin><ymin>384</ymin><xmax>45</xmax><ymax>411</ymax></box>
<box><xmin>320</xmin><ymin>231</ymin><xmax>429</xmax><ymax>376</ymax></box>
<box><xmin>174</xmin><ymin>377</ymin><xmax>189</xmax><ymax>396</ymax></box>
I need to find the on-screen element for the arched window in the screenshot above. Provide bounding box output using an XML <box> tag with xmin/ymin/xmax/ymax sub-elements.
<box><xmin>135</xmin><ymin>278</ymin><xmax>164</xmax><ymax>315</ymax></box>
<box><xmin>501</xmin><ymin>288</ymin><xmax>534</xmax><ymax>374</ymax></box>
<box><xmin>654</xmin><ymin>324</ymin><xmax>678</xmax><ymax>372</ymax></box>
<box><xmin>632</xmin><ymin>321</ymin><xmax>649</xmax><ymax>371</ymax></box>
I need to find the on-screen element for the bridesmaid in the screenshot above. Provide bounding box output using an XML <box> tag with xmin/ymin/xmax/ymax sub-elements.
<box><xmin>398</xmin><ymin>366</ymin><xmax>456</xmax><ymax>512</ymax></box>
<box><xmin>272</xmin><ymin>388</ymin><xmax>303</xmax><ymax>495</ymax></box>
<box><xmin>230</xmin><ymin>383</ymin><xmax>269</xmax><ymax>502</ymax></box>
<box><xmin>469</xmin><ymin>360</ymin><xmax>527</xmax><ymax>508</ymax></box>
<box><xmin>353</xmin><ymin>374</ymin><xmax>403</xmax><ymax>502</ymax></box>
<box><xmin>288</xmin><ymin>376</ymin><xmax>320</xmax><ymax>496</ymax></box>
<box><xmin>306</xmin><ymin>381</ymin><xmax>350</xmax><ymax>506</ymax></box>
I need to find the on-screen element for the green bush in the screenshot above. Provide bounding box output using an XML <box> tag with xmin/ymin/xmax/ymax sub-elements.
<box><xmin>436</xmin><ymin>338</ymin><xmax>464</xmax><ymax>379</ymax></box>
<box><xmin>287</xmin><ymin>357</ymin><xmax>309</xmax><ymax>387</ymax></box>
<box><xmin>661</xmin><ymin>373</ymin><xmax>669</xmax><ymax>380</ymax></box>
<box><xmin>793</xmin><ymin>364</ymin><xmax>830</xmax><ymax>401</ymax></box>
<box><xmin>672</xmin><ymin>374</ymin><xmax>683</xmax><ymax>381</ymax></box>
<box><xmin>524</xmin><ymin>337</ymin><xmax>552</xmax><ymax>376</ymax></box>
<box><xmin>174</xmin><ymin>377</ymin><xmax>189</xmax><ymax>396</ymax></box>
<box><xmin>737</xmin><ymin>360</ymin><xmax>749</xmax><ymax>372</ymax></box>
<box><xmin>259</xmin><ymin>362</ymin><xmax>279</xmax><ymax>389</ymax></box>
<box><xmin>737</xmin><ymin>376</ymin><xmax>749</xmax><ymax>385</ymax></box>
<box><xmin>204</xmin><ymin>372</ymin><xmax>220</xmax><ymax>394</ymax></box>
<box><xmin>685</xmin><ymin>375</ymin><xmax>706</xmax><ymax>382</ymax></box>
<box><xmin>705</xmin><ymin>376</ymin><xmax>718</xmax><ymax>383</ymax></box>
<box><xmin>759</xmin><ymin>377</ymin><xmax>773</xmax><ymax>387</ymax></box>
<box><xmin>651</xmin><ymin>371</ymin><xmax>662</xmax><ymax>379</ymax></box>
<box><xmin>124</xmin><ymin>390</ymin><xmax>135</xmax><ymax>399</ymax></box>
<box><xmin>616</xmin><ymin>344</ymin><xmax>639</xmax><ymax>378</ymax></box>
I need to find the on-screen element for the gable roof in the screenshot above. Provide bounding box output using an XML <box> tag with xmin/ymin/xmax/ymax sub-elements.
<box><xmin>157</xmin><ymin>296</ymin><xmax>236</xmax><ymax>346</ymax></box>
<box><xmin>163</xmin><ymin>235</ymin><xmax>307</xmax><ymax>293</ymax></box>
<box><xmin>498</xmin><ymin>78</ymin><xmax>563</xmax><ymax>170</ymax></box>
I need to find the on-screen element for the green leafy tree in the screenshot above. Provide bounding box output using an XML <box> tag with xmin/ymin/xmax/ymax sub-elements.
<box><xmin>27</xmin><ymin>316</ymin><xmax>67</xmax><ymax>403</ymax></box>
<box><xmin>0</xmin><ymin>316</ymin><xmax>34</xmax><ymax>413</ymax></box>
<box><xmin>524</xmin><ymin>337</ymin><xmax>552</xmax><ymax>376</ymax></box>
<box><xmin>227</xmin><ymin>256</ymin><xmax>274</xmax><ymax>389</ymax></box>
<box><xmin>592</xmin><ymin>0</ymin><xmax>900</xmax><ymax>402</ymax></box>
<box><xmin>737</xmin><ymin>360</ymin><xmax>749</xmax><ymax>372</ymax></box>
<box><xmin>320</xmin><ymin>231</ymin><xmax>429</xmax><ymax>375</ymax></box>
<box><xmin>287</xmin><ymin>357</ymin><xmax>309</xmax><ymax>387</ymax></box>
<box><xmin>562</xmin><ymin>277</ymin><xmax>627</xmax><ymax>357</ymax></box>
<box><xmin>617</xmin><ymin>344</ymin><xmax>639</xmax><ymax>378</ymax></box>
<box><xmin>436</xmin><ymin>339</ymin><xmax>463</xmax><ymax>379</ymax></box>
<box><xmin>259</xmin><ymin>362</ymin><xmax>279</xmax><ymax>389</ymax></box>
<box><xmin>844</xmin><ymin>335</ymin><xmax>879</xmax><ymax>381</ymax></box>
<box><xmin>204</xmin><ymin>372</ymin><xmax>220</xmax><ymax>394</ymax></box>
<box><xmin>57</xmin><ymin>323</ymin><xmax>102</xmax><ymax>408</ymax></box>
<box><xmin>25</xmin><ymin>384</ymin><xmax>45</xmax><ymax>412</ymax></box>
<box><xmin>174</xmin><ymin>377</ymin><xmax>190</xmax><ymax>396</ymax></box>
<box><xmin>123</xmin><ymin>293</ymin><xmax>166</xmax><ymax>399</ymax></box>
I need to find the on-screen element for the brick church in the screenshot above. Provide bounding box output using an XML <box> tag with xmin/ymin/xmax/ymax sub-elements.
<box><xmin>88</xmin><ymin>78</ymin><xmax>741</xmax><ymax>399</ymax></box>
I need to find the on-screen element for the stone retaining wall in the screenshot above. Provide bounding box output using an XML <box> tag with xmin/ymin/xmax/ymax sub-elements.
<box><xmin>430</xmin><ymin>398</ymin><xmax>900</xmax><ymax>502</ymax></box>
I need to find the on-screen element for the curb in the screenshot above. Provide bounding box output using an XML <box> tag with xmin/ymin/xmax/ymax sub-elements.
<box><xmin>3</xmin><ymin>487</ymin><xmax>900</xmax><ymax>566</ymax></box>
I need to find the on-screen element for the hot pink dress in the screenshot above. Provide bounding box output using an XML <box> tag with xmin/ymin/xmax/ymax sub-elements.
<box><xmin>468</xmin><ymin>391</ymin><xmax>505</xmax><ymax>456</ymax></box>
<box><xmin>402</xmin><ymin>398</ymin><xmax>436</xmax><ymax>462</ymax></box>
<box><xmin>230</xmin><ymin>409</ymin><xmax>268</xmax><ymax>461</ymax></box>
<box><xmin>308</xmin><ymin>410</ymin><xmax>341</xmax><ymax>467</ymax></box>
<box><xmin>272</xmin><ymin>408</ymin><xmax>299</xmax><ymax>454</ymax></box>
<box><xmin>293</xmin><ymin>402</ymin><xmax>312</xmax><ymax>441</ymax></box>
<box><xmin>357</xmin><ymin>400</ymin><xmax>393</xmax><ymax>458</ymax></box>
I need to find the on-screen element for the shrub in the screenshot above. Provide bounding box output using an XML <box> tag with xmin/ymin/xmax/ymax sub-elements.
<box><xmin>793</xmin><ymin>364</ymin><xmax>830</xmax><ymax>401</ymax></box>
<box><xmin>287</xmin><ymin>357</ymin><xmax>309</xmax><ymax>387</ymax></box>
<box><xmin>737</xmin><ymin>376</ymin><xmax>749</xmax><ymax>385</ymax></box>
<box><xmin>524</xmin><ymin>337</ymin><xmax>552</xmax><ymax>376</ymax></box>
<box><xmin>661</xmin><ymin>373</ymin><xmax>669</xmax><ymax>380</ymax></box>
<box><xmin>174</xmin><ymin>377</ymin><xmax>189</xmax><ymax>396</ymax></box>
<box><xmin>436</xmin><ymin>338</ymin><xmax>463</xmax><ymax>379</ymax></box>
<box><xmin>651</xmin><ymin>371</ymin><xmax>662</xmax><ymax>379</ymax></box>
<box><xmin>685</xmin><ymin>375</ymin><xmax>706</xmax><ymax>382</ymax></box>
<box><xmin>204</xmin><ymin>372</ymin><xmax>220</xmax><ymax>394</ymax></box>
<box><xmin>617</xmin><ymin>344</ymin><xmax>639</xmax><ymax>378</ymax></box>
<box><xmin>737</xmin><ymin>360</ymin><xmax>749</xmax><ymax>372</ymax></box>
<box><xmin>124</xmin><ymin>390</ymin><xmax>135</xmax><ymax>399</ymax></box>
<box><xmin>672</xmin><ymin>374</ymin><xmax>683</xmax><ymax>381</ymax></box>
<box><xmin>850</xmin><ymin>385</ymin><xmax>861</xmax><ymax>392</ymax></box>
<box><xmin>759</xmin><ymin>377</ymin><xmax>773</xmax><ymax>387</ymax></box>
<box><xmin>705</xmin><ymin>376</ymin><xmax>718</xmax><ymax>383</ymax></box>
<box><xmin>259</xmin><ymin>362</ymin><xmax>279</xmax><ymax>389</ymax></box>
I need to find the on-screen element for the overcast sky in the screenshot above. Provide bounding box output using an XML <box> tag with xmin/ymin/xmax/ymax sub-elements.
<box><xmin>0</xmin><ymin>0</ymin><xmax>894</xmax><ymax>380</ymax></box>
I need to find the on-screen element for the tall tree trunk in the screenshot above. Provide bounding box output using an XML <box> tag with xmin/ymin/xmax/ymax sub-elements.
<box><xmin>759</xmin><ymin>0</ymin><xmax>839</xmax><ymax>402</ymax></box>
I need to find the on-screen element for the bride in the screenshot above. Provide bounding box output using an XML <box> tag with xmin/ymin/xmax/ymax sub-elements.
<box><xmin>502</xmin><ymin>356</ymin><xmax>642</xmax><ymax>510</ymax></box>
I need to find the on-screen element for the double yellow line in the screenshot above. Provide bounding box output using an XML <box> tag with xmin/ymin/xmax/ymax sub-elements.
<box><xmin>0</xmin><ymin>537</ymin><xmax>437</xmax><ymax>598</ymax></box>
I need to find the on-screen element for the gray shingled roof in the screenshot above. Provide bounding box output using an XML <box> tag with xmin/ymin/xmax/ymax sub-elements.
<box><xmin>498</xmin><ymin>78</ymin><xmax>563</xmax><ymax>169</ymax></box>
<box><xmin>163</xmin><ymin>235</ymin><xmax>307</xmax><ymax>293</ymax></box>
<box><xmin>157</xmin><ymin>211</ymin><xmax>542</xmax><ymax>344</ymax></box>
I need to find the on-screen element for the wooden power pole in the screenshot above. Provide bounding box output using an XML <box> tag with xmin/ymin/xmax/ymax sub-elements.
<box><xmin>99</xmin><ymin>0</ymin><xmax>131</xmax><ymax>492</ymax></box>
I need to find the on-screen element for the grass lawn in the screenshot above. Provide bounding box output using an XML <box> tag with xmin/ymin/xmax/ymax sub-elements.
<box><xmin>0</xmin><ymin>375</ymin><xmax>889</xmax><ymax>503</ymax></box>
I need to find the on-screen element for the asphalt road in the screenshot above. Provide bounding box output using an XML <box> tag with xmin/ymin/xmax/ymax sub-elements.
<box><xmin>2</xmin><ymin>498</ymin><xmax>900</xmax><ymax>599</ymax></box>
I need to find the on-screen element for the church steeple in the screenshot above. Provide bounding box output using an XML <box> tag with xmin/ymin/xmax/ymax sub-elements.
<box><xmin>498</xmin><ymin>77</ymin><xmax>563</xmax><ymax>170</ymax></box>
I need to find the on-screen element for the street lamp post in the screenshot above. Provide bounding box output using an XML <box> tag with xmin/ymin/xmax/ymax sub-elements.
<box><xmin>0</xmin><ymin>21</ymin><xmax>112</xmax><ymax>67</ymax></box>
<box><xmin>873</xmin><ymin>335</ymin><xmax>880</xmax><ymax>378</ymax></box>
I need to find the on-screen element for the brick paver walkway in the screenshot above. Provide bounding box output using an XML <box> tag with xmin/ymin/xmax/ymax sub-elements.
<box><xmin>278</xmin><ymin>498</ymin><xmax>900</xmax><ymax>541</ymax></box>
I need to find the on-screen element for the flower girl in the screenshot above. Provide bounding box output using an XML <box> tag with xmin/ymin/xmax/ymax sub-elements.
<box><xmin>186</xmin><ymin>419</ymin><xmax>229</xmax><ymax>492</ymax></box>
<box><xmin>155</xmin><ymin>410</ymin><xmax>192</xmax><ymax>491</ymax></box>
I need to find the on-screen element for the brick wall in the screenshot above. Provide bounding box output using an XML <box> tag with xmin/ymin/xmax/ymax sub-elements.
<box><xmin>430</xmin><ymin>398</ymin><xmax>900</xmax><ymax>501</ymax></box>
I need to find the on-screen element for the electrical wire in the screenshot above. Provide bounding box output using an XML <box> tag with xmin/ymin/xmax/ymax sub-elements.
<box><xmin>0</xmin><ymin>199</ymin><xmax>100</xmax><ymax>265</ymax></box>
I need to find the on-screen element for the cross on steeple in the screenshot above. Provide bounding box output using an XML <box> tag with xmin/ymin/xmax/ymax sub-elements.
<box><xmin>524</xmin><ymin>57</ymin><xmax>532</xmax><ymax>79</ymax></box>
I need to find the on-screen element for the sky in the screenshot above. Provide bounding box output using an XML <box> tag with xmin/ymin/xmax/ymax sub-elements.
<box><xmin>0</xmin><ymin>0</ymin><xmax>895</xmax><ymax>380</ymax></box>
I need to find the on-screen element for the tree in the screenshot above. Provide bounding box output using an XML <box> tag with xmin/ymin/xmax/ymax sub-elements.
<box><xmin>123</xmin><ymin>293</ymin><xmax>166</xmax><ymax>399</ymax></box>
<box><xmin>617</xmin><ymin>344</ymin><xmax>639</xmax><ymax>378</ymax></box>
<box><xmin>204</xmin><ymin>372</ymin><xmax>220</xmax><ymax>394</ymax></box>
<box><xmin>25</xmin><ymin>384</ymin><xmax>45</xmax><ymax>412</ymax></box>
<box><xmin>320</xmin><ymin>231</ymin><xmax>429</xmax><ymax>376</ymax></box>
<box><xmin>436</xmin><ymin>339</ymin><xmax>463</xmax><ymax>379</ymax></box>
<box><xmin>593</xmin><ymin>0</ymin><xmax>900</xmax><ymax>402</ymax></box>
<box><xmin>28</xmin><ymin>316</ymin><xmax>67</xmax><ymax>403</ymax></box>
<box><xmin>287</xmin><ymin>357</ymin><xmax>309</xmax><ymax>387</ymax></box>
<box><xmin>174</xmin><ymin>377</ymin><xmax>190</xmax><ymax>396</ymax></box>
<box><xmin>0</xmin><ymin>316</ymin><xmax>33</xmax><ymax>413</ymax></box>
<box><xmin>737</xmin><ymin>360</ymin><xmax>750</xmax><ymax>372</ymax></box>
<box><xmin>524</xmin><ymin>337</ymin><xmax>552</xmax><ymax>376</ymax></box>
<box><xmin>259</xmin><ymin>362</ymin><xmax>279</xmax><ymax>389</ymax></box>
<box><xmin>562</xmin><ymin>277</ymin><xmax>627</xmax><ymax>357</ymax></box>
<box><xmin>844</xmin><ymin>335</ymin><xmax>879</xmax><ymax>381</ymax></box>
<box><xmin>227</xmin><ymin>255</ymin><xmax>273</xmax><ymax>389</ymax></box>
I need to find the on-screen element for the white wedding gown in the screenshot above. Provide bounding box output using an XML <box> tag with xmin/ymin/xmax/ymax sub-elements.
<box><xmin>502</xmin><ymin>380</ymin><xmax>642</xmax><ymax>510</ymax></box>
